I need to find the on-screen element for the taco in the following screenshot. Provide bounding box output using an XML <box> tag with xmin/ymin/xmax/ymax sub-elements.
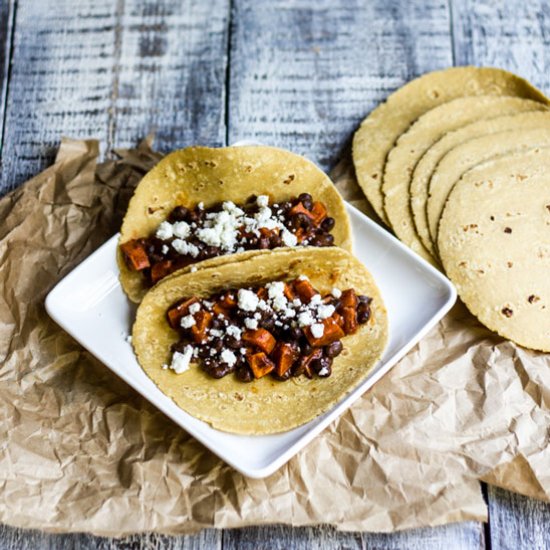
<box><xmin>118</xmin><ymin>146</ymin><xmax>353</xmax><ymax>302</ymax></box>
<box><xmin>132</xmin><ymin>248</ymin><xmax>388</xmax><ymax>434</ymax></box>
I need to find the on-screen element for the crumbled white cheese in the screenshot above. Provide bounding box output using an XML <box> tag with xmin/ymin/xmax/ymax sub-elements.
<box><xmin>267</xmin><ymin>281</ymin><xmax>288</xmax><ymax>311</ymax></box>
<box><xmin>309</xmin><ymin>294</ymin><xmax>322</xmax><ymax>306</ymax></box>
<box><xmin>189</xmin><ymin>302</ymin><xmax>201</xmax><ymax>315</ymax></box>
<box><xmin>209</xmin><ymin>328</ymin><xmax>223</xmax><ymax>338</ymax></box>
<box><xmin>169</xmin><ymin>347</ymin><xmax>193</xmax><ymax>374</ymax></box>
<box><xmin>180</xmin><ymin>315</ymin><xmax>196</xmax><ymax>328</ymax></box>
<box><xmin>240</xmin><ymin>348</ymin><xmax>247</xmax><ymax>355</ymax></box>
<box><xmin>317</xmin><ymin>304</ymin><xmax>335</xmax><ymax>320</ymax></box>
<box><xmin>223</xmin><ymin>201</ymin><xmax>244</xmax><ymax>216</ymax></box>
<box><xmin>226</xmin><ymin>325</ymin><xmax>242</xmax><ymax>340</ymax></box>
<box><xmin>298</xmin><ymin>311</ymin><xmax>315</xmax><ymax>327</ymax></box>
<box><xmin>298</xmin><ymin>275</ymin><xmax>309</xmax><ymax>281</ymax></box>
<box><xmin>172</xmin><ymin>239</ymin><xmax>199</xmax><ymax>257</ymax></box>
<box><xmin>238</xmin><ymin>289</ymin><xmax>259</xmax><ymax>311</ymax></box>
<box><xmin>256</xmin><ymin>195</ymin><xmax>269</xmax><ymax>207</ymax></box>
<box><xmin>257</xmin><ymin>299</ymin><xmax>270</xmax><ymax>311</ymax></box>
<box><xmin>293</xmin><ymin>299</ymin><xmax>302</xmax><ymax>307</ymax></box>
<box><xmin>221</xmin><ymin>349</ymin><xmax>237</xmax><ymax>366</ymax></box>
<box><xmin>172</xmin><ymin>221</ymin><xmax>191</xmax><ymax>239</ymax></box>
<box><xmin>161</xmin><ymin>244</ymin><xmax>169</xmax><ymax>255</ymax></box>
<box><xmin>244</xmin><ymin>318</ymin><xmax>258</xmax><ymax>330</ymax></box>
<box><xmin>197</xmin><ymin>202</ymin><xmax>204</xmax><ymax>209</ymax></box>
<box><xmin>310</xmin><ymin>323</ymin><xmax>324</xmax><ymax>339</ymax></box>
<box><xmin>281</xmin><ymin>229</ymin><xmax>298</xmax><ymax>247</ymax></box>
<box><xmin>190</xmin><ymin>266</ymin><xmax>197</xmax><ymax>272</ymax></box>
<box><xmin>318</xmin><ymin>366</ymin><xmax>329</xmax><ymax>376</ymax></box>
<box><xmin>331</xmin><ymin>287</ymin><xmax>342</xmax><ymax>299</ymax></box>
<box><xmin>156</xmin><ymin>221</ymin><xmax>174</xmax><ymax>240</ymax></box>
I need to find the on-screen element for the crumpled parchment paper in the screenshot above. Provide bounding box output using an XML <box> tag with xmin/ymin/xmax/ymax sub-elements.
<box><xmin>0</xmin><ymin>138</ymin><xmax>547</xmax><ymax>536</ymax></box>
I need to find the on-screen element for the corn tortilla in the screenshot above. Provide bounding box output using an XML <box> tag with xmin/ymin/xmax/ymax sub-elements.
<box><xmin>383</xmin><ymin>97</ymin><xmax>548</xmax><ymax>263</ymax></box>
<box><xmin>438</xmin><ymin>149</ymin><xmax>550</xmax><ymax>352</ymax></box>
<box><xmin>429</xmin><ymin>126</ymin><xmax>550</xmax><ymax>247</ymax></box>
<box><xmin>352</xmin><ymin>66</ymin><xmax>547</xmax><ymax>226</ymax></box>
<box><xmin>119</xmin><ymin>146</ymin><xmax>353</xmax><ymax>302</ymax></box>
<box><xmin>133</xmin><ymin>248</ymin><xmax>388</xmax><ymax>434</ymax></box>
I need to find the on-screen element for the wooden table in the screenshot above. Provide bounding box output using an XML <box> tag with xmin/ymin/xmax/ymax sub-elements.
<box><xmin>1</xmin><ymin>0</ymin><xmax>549</xmax><ymax>547</ymax></box>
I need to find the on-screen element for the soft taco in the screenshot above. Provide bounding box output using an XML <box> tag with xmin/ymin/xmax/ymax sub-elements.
<box><xmin>118</xmin><ymin>146</ymin><xmax>352</xmax><ymax>302</ymax></box>
<box><xmin>132</xmin><ymin>248</ymin><xmax>388</xmax><ymax>434</ymax></box>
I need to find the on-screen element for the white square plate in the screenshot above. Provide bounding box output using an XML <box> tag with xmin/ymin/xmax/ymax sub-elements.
<box><xmin>46</xmin><ymin>203</ymin><xmax>456</xmax><ymax>478</ymax></box>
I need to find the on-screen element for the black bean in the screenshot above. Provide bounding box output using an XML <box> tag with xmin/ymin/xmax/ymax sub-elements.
<box><xmin>247</xmin><ymin>194</ymin><xmax>257</xmax><ymax>203</ymax></box>
<box><xmin>261</xmin><ymin>317</ymin><xmax>275</xmax><ymax>331</ymax></box>
<box><xmin>270</xmin><ymin>234</ymin><xmax>283</xmax><ymax>248</ymax></box>
<box><xmin>168</xmin><ymin>206</ymin><xmax>190</xmax><ymax>223</ymax></box>
<box><xmin>272</xmin><ymin>369</ymin><xmax>292</xmax><ymax>381</ymax></box>
<box><xmin>226</xmin><ymin>337</ymin><xmax>242</xmax><ymax>349</ymax></box>
<box><xmin>358</xmin><ymin>295</ymin><xmax>372</xmax><ymax>305</ymax></box>
<box><xmin>211</xmin><ymin>318</ymin><xmax>224</xmax><ymax>329</ymax></box>
<box><xmin>259</xmin><ymin>236</ymin><xmax>271</xmax><ymax>249</ymax></box>
<box><xmin>321</xmin><ymin>217</ymin><xmax>335</xmax><ymax>231</ymax></box>
<box><xmin>171</xmin><ymin>341</ymin><xmax>188</xmax><ymax>354</ymax></box>
<box><xmin>289</xmin><ymin>327</ymin><xmax>303</xmax><ymax>340</ymax></box>
<box><xmin>236</xmin><ymin>365</ymin><xmax>254</xmax><ymax>382</ymax></box>
<box><xmin>311</xmin><ymin>356</ymin><xmax>332</xmax><ymax>375</ymax></box>
<box><xmin>311</xmin><ymin>234</ymin><xmax>334</xmax><ymax>247</ymax></box>
<box><xmin>298</xmin><ymin>193</ymin><xmax>313</xmax><ymax>210</ymax></box>
<box><xmin>301</xmin><ymin>341</ymin><xmax>313</xmax><ymax>355</ymax></box>
<box><xmin>325</xmin><ymin>340</ymin><xmax>343</xmax><ymax>358</ymax></box>
<box><xmin>188</xmin><ymin>210</ymin><xmax>202</xmax><ymax>223</ymax></box>
<box><xmin>357</xmin><ymin>303</ymin><xmax>371</xmax><ymax>324</ymax></box>
<box><xmin>208</xmin><ymin>363</ymin><xmax>232</xmax><ymax>379</ymax></box>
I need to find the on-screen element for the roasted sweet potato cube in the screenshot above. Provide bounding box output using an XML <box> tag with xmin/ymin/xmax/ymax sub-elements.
<box><xmin>191</xmin><ymin>310</ymin><xmax>213</xmax><ymax>343</ymax></box>
<box><xmin>342</xmin><ymin>307</ymin><xmax>358</xmax><ymax>334</ymax></box>
<box><xmin>219</xmin><ymin>291</ymin><xmax>237</xmax><ymax>309</ymax></box>
<box><xmin>256</xmin><ymin>287</ymin><xmax>268</xmax><ymax>300</ymax></box>
<box><xmin>242</xmin><ymin>328</ymin><xmax>276</xmax><ymax>354</ymax></box>
<box><xmin>273</xmin><ymin>342</ymin><xmax>299</xmax><ymax>377</ymax></box>
<box><xmin>247</xmin><ymin>352</ymin><xmax>275</xmax><ymax>379</ymax></box>
<box><xmin>212</xmin><ymin>302</ymin><xmax>230</xmax><ymax>318</ymax></box>
<box><xmin>167</xmin><ymin>297</ymin><xmax>198</xmax><ymax>329</ymax></box>
<box><xmin>293</xmin><ymin>278</ymin><xmax>317</xmax><ymax>302</ymax></box>
<box><xmin>305</xmin><ymin>316</ymin><xmax>345</xmax><ymax>346</ymax></box>
<box><xmin>340</xmin><ymin>289</ymin><xmax>358</xmax><ymax>308</ymax></box>
<box><xmin>289</xmin><ymin>202</ymin><xmax>315</xmax><ymax>219</ymax></box>
<box><xmin>310</xmin><ymin>201</ymin><xmax>327</xmax><ymax>225</ymax></box>
<box><xmin>294</xmin><ymin>349</ymin><xmax>322</xmax><ymax>379</ymax></box>
<box><xmin>120</xmin><ymin>239</ymin><xmax>150</xmax><ymax>271</ymax></box>
<box><xmin>151</xmin><ymin>260</ymin><xmax>174</xmax><ymax>284</ymax></box>
<box><xmin>283</xmin><ymin>283</ymin><xmax>295</xmax><ymax>301</ymax></box>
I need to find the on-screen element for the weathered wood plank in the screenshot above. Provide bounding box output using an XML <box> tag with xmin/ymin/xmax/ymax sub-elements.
<box><xmin>223</xmin><ymin>522</ymin><xmax>483</xmax><ymax>550</ymax></box>
<box><xmin>228</xmin><ymin>0</ymin><xmax>453</xmax><ymax>171</ymax></box>
<box><xmin>450</xmin><ymin>3</ymin><xmax>550</xmax><ymax>549</ymax></box>
<box><xmin>0</xmin><ymin>0</ymin><xmax>15</xmax><ymax>155</ymax></box>
<box><xmin>0</xmin><ymin>0</ymin><xmax>229</xmax><ymax>193</ymax></box>
<box><xmin>112</xmin><ymin>0</ymin><xmax>229</xmax><ymax>152</ymax></box>
<box><xmin>0</xmin><ymin>524</ymin><xmax>221</xmax><ymax>550</ymax></box>
<box><xmin>487</xmin><ymin>487</ymin><xmax>550</xmax><ymax>550</ymax></box>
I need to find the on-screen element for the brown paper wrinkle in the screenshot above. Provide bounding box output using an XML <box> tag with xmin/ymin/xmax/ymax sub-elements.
<box><xmin>0</xmin><ymin>138</ymin><xmax>547</xmax><ymax>535</ymax></box>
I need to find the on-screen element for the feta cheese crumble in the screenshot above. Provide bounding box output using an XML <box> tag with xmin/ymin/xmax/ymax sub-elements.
<box><xmin>169</xmin><ymin>347</ymin><xmax>193</xmax><ymax>374</ymax></box>
<box><xmin>189</xmin><ymin>302</ymin><xmax>201</xmax><ymax>314</ymax></box>
<box><xmin>244</xmin><ymin>318</ymin><xmax>259</xmax><ymax>330</ymax></box>
<box><xmin>221</xmin><ymin>349</ymin><xmax>237</xmax><ymax>366</ymax></box>
<box><xmin>180</xmin><ymin>315</ymin><xmax>196</xmax><ymax>328</ymax></box>
<box><xmin>156</xmin><ymin>221</ymin><xmax>174</xmax><ymax>240</ymax></box>
<box><xmin>238</xmin><ymin>289</ymin><xmax>259</xmax><ymax>311</ymax></box>
<box><xmin>172</xmin><ymin>221</ymin><xmax>191</xmax><ymax>239</ymax></box>
<box><xmin>226</xmin><ymin>325</ymin><xmax>242</xmax><ymax>340</ymax></box>
<box><xmin>298</xmin><ymin>311</ymin><xmax>315</xmax><ymax>327</ymax></box>
<box><xmin>310</xmin><ymin>323</ymin><xmax>324</xmax><ymax>339</ymax></box>
<box><xmin>331</xmin><ymin>287</ymin><xmax>342</xmax><ymax>299</ymax></box>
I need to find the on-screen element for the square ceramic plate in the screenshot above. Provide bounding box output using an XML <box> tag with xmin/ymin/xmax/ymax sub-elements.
<box><xmin>46</xmin><ymin>202</ymin><xmax>456</xmax><ymax>478</ymax></box>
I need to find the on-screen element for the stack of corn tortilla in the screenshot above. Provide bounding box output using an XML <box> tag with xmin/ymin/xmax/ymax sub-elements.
<box><xmin>353</xmin><ymin>66</ymin><xmax>550</xmax><ymax>352</ymax></box>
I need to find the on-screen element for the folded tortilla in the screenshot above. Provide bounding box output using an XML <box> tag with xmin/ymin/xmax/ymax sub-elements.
<box><xmin>132</xmin><ymin>248</ymin><xmax>388</xmax><ymax>434</ymax></box>
<box><xmin>118</xmin><ymin>146</ymin><xmax>353</xmax><ymax>302</ymax></box>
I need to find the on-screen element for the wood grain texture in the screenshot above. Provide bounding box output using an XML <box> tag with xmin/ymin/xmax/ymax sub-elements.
<box><xmin>488</xmin><ymin>487</ymin><xmax>550</xmax><ymax>550</ymax></box>
<box><xmin>0</xmin><ymin>525</ymin><xmax>221</xmax><ymax>549</ymax></box>
<box><xmin>0</xmin><ymin>0</ymin><xmax>15</xmax><ymax>156</ymax></box>
<box><xmin>0</xmin><ymin>0</ymin><xmax>229</xmax><ymax>193</ymax></box>
<box><xmin>223</xmin><ymin>522</ymin><xmax>483</xmax><ymax>550</ymax></box>
<box><xmin>228</xmin><ymin>0</ymin><xmax>453</xmax><ymax>171</ymax></box>
<box><xmin>450</xmin><ymin>3</ymin><xmax>550</xmax><ymax>549</ymax></box>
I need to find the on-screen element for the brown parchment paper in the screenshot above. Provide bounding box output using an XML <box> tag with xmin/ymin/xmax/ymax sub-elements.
<box><xmin>0</xmin><ymin>138</ymin><xmax>548</xmax><ymax>536</ymax></box>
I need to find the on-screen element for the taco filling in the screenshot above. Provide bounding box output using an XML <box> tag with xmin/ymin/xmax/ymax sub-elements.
<box><xmin>163</xmin><ymin>276</ymin><xmax>371</xmax><ymax>383</ymax></box>
<box><xmin>120</xmin><ymin>193</ymin><xmax>335</xmax><ymax>285</ymax></box>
